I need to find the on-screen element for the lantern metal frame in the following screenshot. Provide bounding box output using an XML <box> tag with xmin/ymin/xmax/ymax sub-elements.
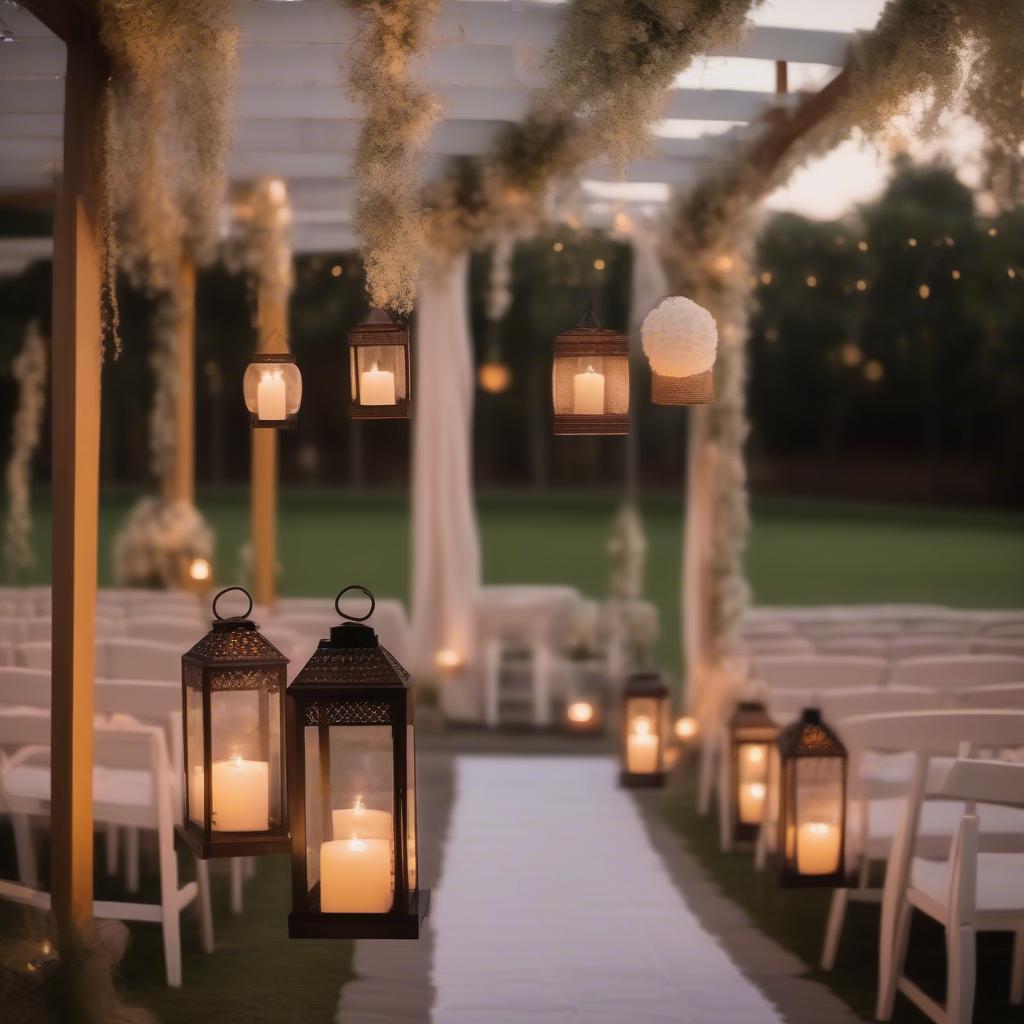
<box><xmin>774</xmin><ymin>707</ymin><xmax>849</xmax><ymax>888</ymax></box>
<box><xmin>729</xmin><ymin>700</ymin><xmax>778</xmax><ymax>842</ymax></box>
<box><xmin>552</xmin><ymin>301</ymin><xmax>629</xmax><ymax>436</ymax></box>
<box><xmin>286</xmin><ymin>586</ymin><xmax>428</xmax><ymax>940</ymax></box>
<box><xmin>348</xmin><ymin>309</ymin><xmax>412</xmax><ymax>420</ymax></box>
<box><xmin>244</xmin><ymin>352</ymin><xmax>301</xmax><ymax>429</ymax></box>
<box><xmin>178</xmin><ymin>587</ymin><xmax>290</xmax><ymax>860</ymax></box>
<box><xmin>619</xmin><ymin>672</ymin><xmax>669</xmax><ymax>788</ymax></box>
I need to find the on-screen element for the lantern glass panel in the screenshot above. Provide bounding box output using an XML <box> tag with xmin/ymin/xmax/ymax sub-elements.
<box><xmin>186</xmin><ymin>679</ymin><xmax>204</xmax><ymax>827</ymax></box>
<box><xmin>350</xmin><ymin>345</ymin><xmax>409</xmax><ymax>406</ymax></box>
<box><xmin>786</xmin><ymin>757</ymin><xmax>844</xmax><ymax>876</ymax></box>
<box><xmin>735</xmin><ymin>740</ymin><xmax>769</xmax><ymax>825</ymax></box>
<box><xmin>623</xmin><ymin>696</ymin><xmax>663</xmax><ymax>775</ymax></box>
<box><xmin>304</xmin><ymin>722</ymin><xmax>396</xmax><ymax>915</ymax></box>
<box><xmin>406</xmin><ymin>725</ymin><xmax>418</xmax><ymax>891</ymax></box>
<box><xmin>551</xmin><ymin>353</ymin><xmax>629</xmax><ymax>418</ymax></box>
<box><xmin>243</xmin><ymin>357</ymin><xmax>302</xmax><ymax>424</ymax></box>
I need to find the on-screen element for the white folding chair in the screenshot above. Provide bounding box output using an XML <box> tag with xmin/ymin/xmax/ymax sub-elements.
<box><xmin>982</xmin><ymin>621</ymin><xmax>1024</xmax><ymax>639</ymax></box>
<box><xmin>815</xmin><ymin>637</ymin><xmax>889</xmax><ymax>657</ymax></box>
<box><xmin>879</xmin><ymin>759</ymin><xmax>1024</xmax><ymax>1023</ymax></box>
<box><xmin>0</xmin><ymin>667</ymin><xmax>51</xmax><ymax>711</ymax></box>
<box><xmin>972</xmin><ymin>639</ymin><xmax>1024</xmax><ymax>658</ymax></box>
<box><xmin>102</xmin><ymin>638</ymin><xmax>180</xmax><ymax>682</ymax></box>
<box><xmin>888</xmin><ymin>637</ymin><xmax>972</xmax><ymax>660</ymax></box>
<box><xmin>754</xmin><ymin>655</ymin><xmax>889</xmax><ymax>693</ymax></box>
<box><xmin>957</xmin><ymin>683</ymin><xmax>1024</xmax><ymax>710</ymax></box>
<box><xmin>0</xmin><ymin>621</ymin><xmax>25</xmax><ymax>645</ymax></box>
<box><xmin>123</xmin><ymin>617</ymin><xmax>205</xmax><ymax>648</ymax></box>
<box><xmin>14</xmin><ymin>642</ymin><xmax>50</xmax><ymax>671</ymax></box>
<box><xmin>889</xmin><ymin>655</ymin><xmax>1024</xmax><ymax>694</ymax></box>
<box><xmin>0</xmin><ymin>716</ymin><xmax>214</xmax><ymax>987</ymax></box>
<box><xmin>0</xmin><ymin>643</ymin><xmax>15</xmax><ymax>667</ymax></box>
<box><xmin>742</xmin><ymin>636</ymin><xmax>815</xmax><ymax>657</ymax></box>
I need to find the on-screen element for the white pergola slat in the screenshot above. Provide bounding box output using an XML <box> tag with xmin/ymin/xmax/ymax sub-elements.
<box><xmin>0</xmin><ymin>0</ymin><xmax>851</xmax><ymax>255</ymax></box>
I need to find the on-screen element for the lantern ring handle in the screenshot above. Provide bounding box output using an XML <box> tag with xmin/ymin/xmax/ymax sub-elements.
<box><xmin>335</xmin><ymin>585</ymin><xmax>375</xmax><ymax>622</ymax></box>
<box><xmin>212</xmin><ymin>586</ymin><xmax>254</xmax><ymax>621</ymax></box>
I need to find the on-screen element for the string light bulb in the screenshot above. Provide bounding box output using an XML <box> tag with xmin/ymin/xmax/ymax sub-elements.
<box><xmin>593</xmin><ymin>259</ymin><xmax>606</xmax><ymax>271</ymax></box>
<box><xmin>918</xmin><ymin>284</ymin><xmax>930</xmax><ymax>299</ymax></box>
<box><xmin>760</xmin><ymin>271</ymin><xmax>772</xmax><ymax>285</ymax></box>
<box><xmin>856</xmin><ymin>279</ymin><xmax>867</xmax><ymax>292</ymax></box>
<box><xmin>806</xmin><ymin>275</ymin><xmax>817</xmax><ymax>288</ymax></box>
<box><xmin>857</xmin><ymin>240</ymin><xmax>869</xmax><ymax>252</ymax></box>
<box><xmin>907</xmin><ymin>238</ymin><xmax>917</xmax><ymax>247</ymax></box>
<box><xmin>951</xmin><ymin>269</ymin><xmax>961</xmax><ymax>280</ymax></box>
<box><xmin>553</xmin><ymin>241</ymin><xmax>564</xmax><ymax>253</ymax></box>
<box><xmin>331</xmin><ymin>265</ymin><xmax>342</xmax><ymax>278</ymax></box>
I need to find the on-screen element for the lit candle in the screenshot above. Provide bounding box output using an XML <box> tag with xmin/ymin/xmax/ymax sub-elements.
<box><xmin>626</xmin><ymin>716</ymin><xmax>659</xmax><ymax>774</ymax></box>
<box><xmin>320</xmin><ymin>836</ymin><xmax>393</xmax><ymax>913</ymax></box>
<box><xmin>256</xmin><ymin>369</ymin><xmax>287</xmax><ymax>421</ymax></box>
<box><xmin>573</xmin><ymin>365</ymin><xmax>605</xmax><ymax>415</ymax></box>
<box><xmin>796</xmin><ymin>821</ymin><xmax>841</xmax><ymax>874</ymax></box>
<box><xmin>738</xmin><ymin>781</ymin><xmax>766</xmax><ymax>824</ymax></box>
<box><xmin>203</xmin><ymin>756</ymin><xmax>270</xmax><ymax>832</ymax></box>
<box><xmin>360</xmin><ymin>362</ymin><xmax>396</xmax><ymax>406</ymax></box>
<box><xmin>331</xmin><ymin>797</ymin><xmax>393</xmax><ymax>841</ymax></box>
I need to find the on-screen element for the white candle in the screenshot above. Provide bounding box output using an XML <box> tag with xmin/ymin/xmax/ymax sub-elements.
<box><xmin>796</xmin><ymin>821</ymin><xmax>841</xmax><ymax>874</ymax></box>
<box><xmin>626</xmin><ymin>716</ymin><xmax>659</xmax><ymax>774</ymax></box>
<box><xmin>331</xmin><ymin>798</ymin><xmax>393</xmax><ymax>841</ymax></box>
<box><xmin>320</xmin><ymin>837</ymin><xmax>394</xmax><ymax>913</ymax></box>
<box><xmin>205</xmin><ymin>756</ymin><xmax>270</xmax><ymax>832</ymax></box>
<box><xmin>256</xmin><ymin>369</ymin><xmax>287</xmax><ymax>421</ymax></box>
<box><xmin>573</xmin><ymin>365</ymin><xmax>605</xmax><ymax>415</ymax></box>
<box><xmin>360</xmin><ymin>362</ymin><xmax>396</xmax><ymax>406</ymax></box>
<box><xmin>738</xmin><ymin>781</ymin><xmax>766</xmax><ymax>824</ymax></box>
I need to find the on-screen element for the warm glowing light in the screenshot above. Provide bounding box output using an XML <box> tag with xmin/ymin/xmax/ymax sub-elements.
<box><xmin>951</xmin><ymin>269</ymin><xmax>961</xmax><ymax>280</ymax></box>
<box><xmin>864</xmin><ymin>359</ymin><xmax>885</xmax><ymax>382</ymax></box>
<box><xmin>674</xmin><ymin>716</ymin><xmax>698</xmax><ymax>740</ymax></box>
<box><xmin>840</xmin><ymin>343</ymin><xmax>863</xmax><ymax>367</ymax></box>
<box><xmin>855</xmin><ymin>279</ymin><xmax>867</xmax><ymax>292</ymax></box>
<box><xmin>633</xmin><ymin>716</ymin><xmax>652</xmax><ymax>736</ymax></box>
<box><xmin>944</xmin><ymin>236</ymin><xmax>955</xmax><ymax>247</ymax></box>
<box><xmin>744</xmin><ymin>745</ymin><xmax>765</xmax><ymax>764</ymax></box>
<box><xmin>593</xmin><ymin>258</ymin><xmax>606</xmax><ymax>271</ymax></box>
<box><xmin>267</xmin><ymin>178</ymin><xmax>287</xmax><ymax>203</ymax></box>
<box><xmin>478</xmin><ymin>361</ymin><xmax>512</xmax><ymax>394</ymax></box>
<box><xmin>857</xmin><ymin>240</ymin><xmax>869</xmax><ymax>252</ymax></box>
<box><xmin>435</xmin><ymin>648</ymin><xmax>462</xmax><ymax>670</ymax></box>
<box><xmin>760</xmin><ymin>271</ymin><xmax>772</xmax><ymax>285</ymax></box>
<box><xmin>567</xmin><ymin>701</ymin><xmax>595</xmax><ymax>724</ymax></box>
<box><xmin>918</xmin><ymin>284</ymin><xmax>930</xmax><ymax>299</ymax></box>
<box><xmin>806</xmin><ymin>275</ymin><xmax>817</xmax><ymax>288</ymax></box>
<box><xmin>188</xmin><ymin>557</ymin><xmax>212</xmax><ymax>582</ymax></box>
<box><xmin>1009</xmin><ymin>268</ymin><xmax>1017</xmax><ymax>279</ymax></box>
<box><xmin>553</xmin><ymin>241</ymin><xmax>564</xmax><ymax>253</ymax></box>
<box><xmin>713</xmin><ymin>255</ymin><xmax>734</xmax><ymax>274</ymax></box>
<box><xmin>907</xmin><ymin>238</ymin><xmax>917</xmax><ymax>247</ymax></box>
<box><xmin>988</xmin><ymin>227</ymin><xmax>998</xmax><ymax>237</ymax></box>
<box><xmin>331</xmin><ymin>264</ymin><xmax>343</xmax><ymax>277</ymax></box>
<box><xmin>764</xmin><ymin>327</ymin><xmax>779</xmax><ymax>344</ymax></box>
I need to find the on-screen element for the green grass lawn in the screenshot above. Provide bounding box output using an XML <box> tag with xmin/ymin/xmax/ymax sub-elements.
<box><xmin>13</xmin><ymin>486</ymin><xmax>1024</xmax><ymax>675</ymax></box>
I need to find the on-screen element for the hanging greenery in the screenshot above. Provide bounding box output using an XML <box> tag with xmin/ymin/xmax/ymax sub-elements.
<box><xmin>341</xmin><ymin>0</ymin><xmax>441</xmax><ymax>314</ymax></box>
<box><xmin>4</xmin><ymin>322</ymin><xmax>47</xmax><ymax>581</ymax></box>
<box><xmin>96</xmin><ymin>0</ymin><xmax>238</xmax><ymax>352</ymax></box>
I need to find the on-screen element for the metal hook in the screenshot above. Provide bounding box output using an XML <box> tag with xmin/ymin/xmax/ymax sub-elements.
<box><xmin>335</xmin><ymin>585</ymin><xmax>375</xmax><ymax>622</ymax></box>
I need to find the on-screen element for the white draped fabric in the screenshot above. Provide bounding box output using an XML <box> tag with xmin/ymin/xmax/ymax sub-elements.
<box><xmin>411</xmin><ymin>252</ymin><xmax>482</xmax><ymax>711</ymax></box>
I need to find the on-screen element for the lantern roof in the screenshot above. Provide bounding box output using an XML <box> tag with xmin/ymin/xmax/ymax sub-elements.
<box><xmin>555</xmin><ymin>299</ymin><xmax>628</xmax><ymax>352</ymax></box>
<box><xmin>289</xmin><ymin>623</ymin><xmax>410</xmax><ymax>694</ymax></box>
<box><xmin>729</xmin><ymin>699</ymin><xmax>775</xmax><ymax>729</ymax></box>
<box><xmin>623</xmin><ymin>671</ymin><xmax>669</xmax><ymax>699</ymax></box>
<box><xmin>183</xmin><ymin>587</ymin><xmax>287</xmax><ymax>665</ymax></box>
<box><xmin>777</xmin><ymin>707</ymin><xmax>846</xmax><ymax>757</ymax></box>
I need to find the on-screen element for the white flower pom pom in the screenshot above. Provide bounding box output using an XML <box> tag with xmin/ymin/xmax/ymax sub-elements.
<box><xmin>641</xmin><ymin>296</ymin><xmax>718</xmax><ymax>378</ymax></box>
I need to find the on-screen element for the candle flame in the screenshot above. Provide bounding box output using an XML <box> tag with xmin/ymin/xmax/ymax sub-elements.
<box><xmin>567</xmin><ymin>701</ymin><xmax>595</xmax><ymax>724</ymax></box>
<box><xmin>354</xmin><ymin>796</ymin><xmax>365</xmax><ymax>813</ymax></box>
<box><xmin>348</xmin><ymin>835</ymin><xmax>366</xmax><ymax>851</ymax></box>
<box><xmin>745</xmin><ymin>745</ymin><xmax>765</xmax><ymax>764</ymax></box>
<box><xmin>231</xmin><ymin>754</ymin><xmax>242</xmax><ymax>767</ymax></box>
<box><xmin>633</xmin><ymin>716</ymin><xmax>652</xmax><ymax>736</ymax></box>
<box><xmin>586</xmin><ymin>364</ymin><xmax>596</xmax><ymax>374</ymax></box>
<box><xmin>749</xmin><ymin>782</ymin><xmax>766</xmax><ymax>799</ymax></box>
<box><xmin>674</xmin><ymin>716</ymin><xmax>698</xmax><ymax>740</ymax></box>
<box><xmin>808</xmin><ymin>821</ymin><xmax>831</xmax><ymax>835</ymax></box>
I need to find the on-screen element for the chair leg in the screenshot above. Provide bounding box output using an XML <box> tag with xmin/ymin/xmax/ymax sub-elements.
<box><xmin>194</xmin><ymin>857</ymin><xmax>215</xmax><ymax>954</ymax></box>
<box><xmin>1010</xmin><ymin>928</ymin><xmax>1024</xmax><ymax>1005</ymax></box>
<box><xmin>876</xmin><ymin>897</ymin><xmax>913</xmax><ymax>1021</ymax></box>
<box><xmin>105</xmin><ymin>824</ymin><xmax>119</xmax><ymax>876</ymax></box>
<box><xmin>12</xmin><ymin>814</ymin><xmax>38</xmax><ymax>888</ymax></box>
<box><xmin>125</xmin><ymin>827</ymin><xmax>140</xmax><ymax>893</ymax></box>
<box><xmin>821</xmin><ymin>888</ymin><xmax>850</xmax><ymax>970</ymax></box>
<box><xmin>229</xmin><ymin>857</ymin><xmax>244</xmax><ymax>915</ymax></box>
<box><xmin>946</xmin><ymin>923</ymin><xmax>975</xmax><ymax>1024</ymax></box>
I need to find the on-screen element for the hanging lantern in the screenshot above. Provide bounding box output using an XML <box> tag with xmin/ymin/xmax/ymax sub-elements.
<box><xmin>552</xmin><ymin>300</ymin><xmax>629</xmax><ymax>435</ymax></box>
<box><xmin>641</xmin><ymin>296</ymin><xmax>716</xmax><ymax>405</ymax></box>
<box><xmin>774</xmin><ymin>708</ymin><xmax>847</xmax><ymax>886</ymax></box>
<box><xmin>348</xmin><ymin>309</ymin><xmax>411</xmax><ymax>420</ymax></box>
<box><xmin>286</xmin><ymin>586</ymin><xmax>427</xmax><ymax>939</ymax></box>
<box><xmin>243</xmin><ymin>353</ymin><xmax>302</xmax><ymax>428</ymax></box>
<box><xmin>729</xmin><ymin>700</ymin><xmax>778</xmax><ymax>841</ymax></box>
<box><xmin>179</xmin><ymin>587</ymin><xmax>290</xmax><ymax>859</ymax></box>
<box><xmin>619</xmin><ymin>672</ymin><xmax>668</xmax><ymax>787</ymax></box>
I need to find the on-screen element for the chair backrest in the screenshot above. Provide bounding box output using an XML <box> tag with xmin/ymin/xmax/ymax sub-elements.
<box><xmin>0</xmin><ymin>644</ymin><xmax>11</xmax><ymax>667</ymax></box>
<box><xmin>753</xmin><ymin>655</ymin><xmax>889</xmax><ymax>692</ymax></box>
<box><xmin>14</xmin><ymin>642</ymin><xmax>50</xmax><ymax>671</ymax></box>
<box><xmin>972</xmin><ymin>639</ymin><xmax>1024</xmax><ymax>658</ymax></box>
<box><xmin>91</xmin><ymin>721</ymin><xmax>173</xmax><ymax>832</ymax></box>
<box><xmin>0</xmin><ymin>708</ymin><xmax>51</xmax><ymax>753</ymax></box>
<box><xmin>801</xmin><ymin>621</ymin><xmax>901</xmax><ymax>638</ymax></box>
<box><xmin>102</xmin><ymin>638</ymin><xmax>180</xmax><ymax>682</ymax></box>
<box><xmin>123</xmin><ymin>617</ymin><xmax>204</xmax><ymax>648</ymax></box>
<box><xmin>887</xmin><ymin>637</ymin><xmax>972</xmax><ymax>660</ymax></box>
<box><xmin>906</xmin><ymin>619</ymin><xmax>978</xmax><ymax>636</ymax></box>
<box><xmin>94</xmin><ymin>678</ymin><xmax>180</xmax><ymax>723</ymax></box>
<box><xmin>839</xmin><ymin>709</ymin><xmax>1024</xmax><ymax>759</ymax></box>
<box><xmin>888</xmin><ymin>654</ymin><xmax>1024</xmax><ymax>692</ymax></box>
<box><xmin>742</xmin><ymin>637</ymin><xmax>815</xmax><ymax>656</ymax></box>
<box><xmin>814</xmin><ymin>637</ymin><xmax>888</xmax><ymax>657</ymax></box>
<box><xmin>0</xmin><ymin>620</ymin><xmax>25</xmax><ymax>644</ymax></box>
<box><xmin>957</xmin><ymin>683</ymin><xmax>1024</xmax><ymax>709</ymax></box>
<box><xmin>982</xmin><ymin>620</ymin><xmax>1024</xmax><ymax>639</ymax></box>
<box><xmin>937</xmin><ymin>758</ymin><xmax>1024</xmax><ymax>807</ymax></box>
<box><xmin>767</xmin><ymin>686</ymin><xmax>944</xmax><ymax>724</ymax></box>
<box><xmin>0</xmin><ymin>667</ymin><xmax>51</xmax><ymax>710</ymax></box>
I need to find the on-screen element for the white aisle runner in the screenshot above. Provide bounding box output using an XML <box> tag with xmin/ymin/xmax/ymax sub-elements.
<box><xmin>431</xmin><ymin>756</ymin><xmax>785</xmax><ymax>1024</ymax></box>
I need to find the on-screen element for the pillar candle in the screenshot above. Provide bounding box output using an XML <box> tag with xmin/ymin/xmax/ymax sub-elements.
<box><xmin>208</xmin><ymin>756</ymin><xmax>270</xmax><ymax>832</ymax></box>
<box><xmin>331</xmin><ymin>800</ymin><xmax>393</xmax><ymax>841</ymax></box>
<box><xmin>256</xmin><ymin>370</ymin><xmax>287</xmax><ymax>420</ymax></box>
<box><xmin>573</xmin><ymin>365</ymin><xmax>605</xmax><ymax>415</ymax></box>
<box><xmin>796</xmin><ymin>821</ymin><xmax>841</xmax><ymax>874</ymax></box>
<box><xmin>738</xmin><ymin>781</ymin><xmax>766</xmax><ymax>824</ymax></box>
<box><xmin>626</xmin><ymin>716</ymin><xmax>659</xmax><ymax>774</ymax></box>
<box><xmin>320</xmin><ymin>837</ymin><xmax>394</xmax><ymax>913</ymax></box>
<box><xmin>360</xmin><ymin>362</ymin><xmax>396</xmax><ymax>405</ymax></box>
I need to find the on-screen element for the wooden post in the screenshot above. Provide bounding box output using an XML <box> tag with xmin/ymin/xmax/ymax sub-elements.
<box><xmin>49</xmin><ymin>24</ymin><xmax>107</xmax><ymax>935</ymax></box>
<box><xmin>250</xmin><ymin>288</ymin><xmax>287</xmax><ymax>607</ymax></box>
<box><xmin>163</xmin><ymin>255</ymin><xmax>196</xmax><ymax>505</ymax></box>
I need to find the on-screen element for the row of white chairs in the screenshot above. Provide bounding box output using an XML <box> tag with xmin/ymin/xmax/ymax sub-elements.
<box><xmin>744</xmin><ymin>635</ymin><xmax>1024</xmax><ymax>660</ymax></box>
<box><xmin>742</xmin><ymin>604</ymin><xmax>1024</xmax><ymax>628</ymax></box>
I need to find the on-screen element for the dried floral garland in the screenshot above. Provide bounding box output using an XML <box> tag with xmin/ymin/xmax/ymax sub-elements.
<box><xmin>113</xmin><ymin>497</ymin><xmax>214</xmax><ymax>589</ymax></box>
<box><xmin>97</xmin><ymin>0</ymin><xmax>238</xmax><ymax>351</ymax></box>
<box><xmin>4</xmin><ymin>322</ymin><xmax>47</xmax><ymax>580</ymax></box>
<box><xmin>341</xmin><ymin>0</ymin><xmax>441</xmax><ymax>313</ymax></box>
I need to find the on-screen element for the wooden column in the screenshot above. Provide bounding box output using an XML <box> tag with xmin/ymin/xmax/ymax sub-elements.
<box><xmin>250</xmin><ymin>288</ymin><xmax>287</xmax><ymax>607</ymax></box>
<box><xmin>49</xmin><ymin>25</ymin><xmax>107</xmax><ymax>935</ymax></box>
<box><xmin>163</xmin><ymin>255</ymin><xmax>196</xmax><ymax>505</ymax></box>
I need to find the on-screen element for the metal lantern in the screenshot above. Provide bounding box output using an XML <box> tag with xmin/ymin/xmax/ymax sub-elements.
<box><xmin>286</xmin><ymin>586</ymin><xmax>428</xmax><ymax>939</ymax></box>
<box><xmin>729</xmin><ymin>700</ymin><xmax>778</xmax><ymax>841</ymax></box>
<box><xmin>620</xmin><ymin>672</ymin><xmax>669</xmax><ymax>787</ymax></box>
<box><xmin>348</xmin><ymin>309</ymin><xmax>411</xmax><ymax>419</ymax></box>
<box><xmin>552</xmin><ymin>300</ymin><xmax>629</xmax><ymax>436</ymax></box>
<box><xmin>179</xmin><ymin>587</ymin><xmax>290</xmax><ymax>859</ymax></box>
<box><xmin>243</xmin><ymin>352</ymin><xmax>302</xmax><ymax>428</ymax></box>
<box><xmin>775</xmin><ymin>708</ymin><xmax>847</xmax><ymax>886</ymax></box>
